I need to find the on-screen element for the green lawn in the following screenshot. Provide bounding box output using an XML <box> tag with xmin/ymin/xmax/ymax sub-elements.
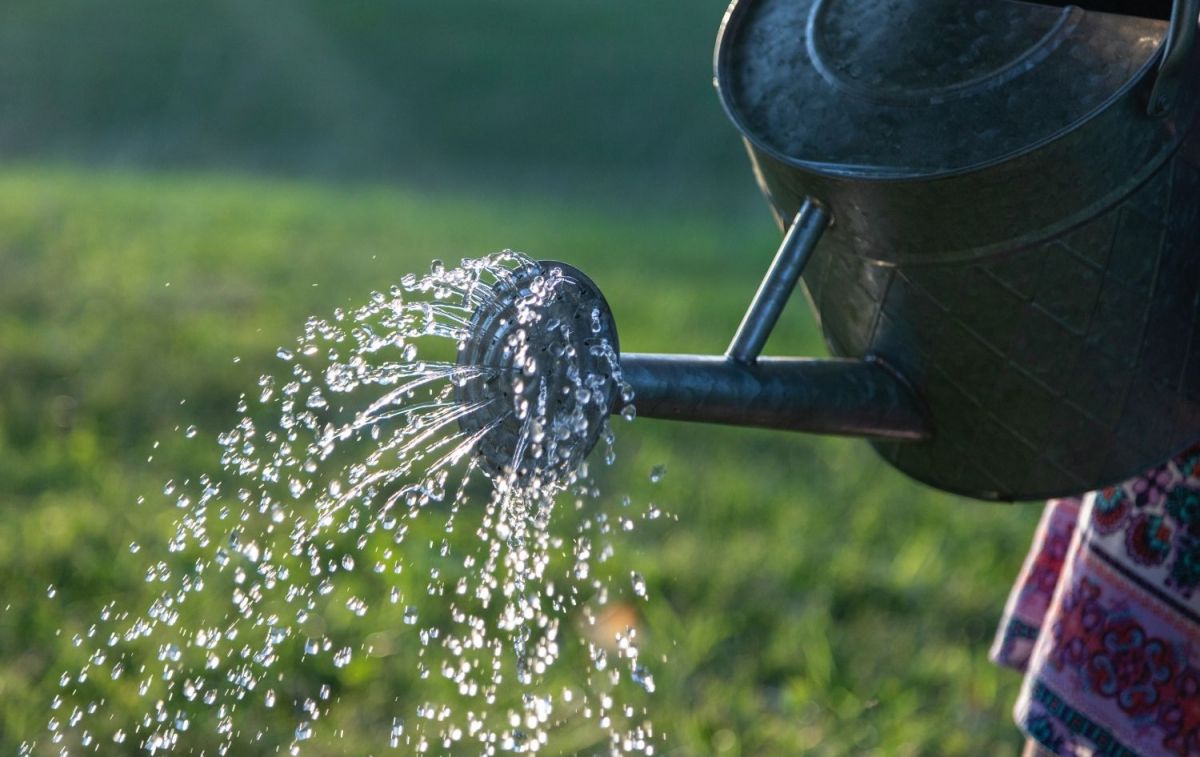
<box><xmin>0</xmin><ymin>168</ymin><xmax>1040</xmax><ymax>754</ymax></box>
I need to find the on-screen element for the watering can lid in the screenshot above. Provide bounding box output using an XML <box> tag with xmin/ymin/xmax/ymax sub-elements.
<box><xmin>715</xmin><ymin>0</ymin><xmax>1172</xmax><ymax>179</ymax></box>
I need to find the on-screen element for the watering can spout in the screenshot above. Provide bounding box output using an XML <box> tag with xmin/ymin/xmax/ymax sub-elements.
<box><xmin>456</xmin><ymin>198</ymin><xmax>930</xmax><ymax>483</ymax></box>
<box><xmin>617</xmin><ymin>354</ymin><xmax>930</xmax><ymax>442</ymax></box>
<box><xmin>613</xmin><ymin>199</ymin><xmax>930</xmax><ymax>442</ymax></box>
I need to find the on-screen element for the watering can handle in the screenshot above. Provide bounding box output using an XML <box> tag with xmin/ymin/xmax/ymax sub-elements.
<box><xmin>1148</xmin><ymin>0</ymin><xmax>1199</xmax><ymax>117</ymax></box>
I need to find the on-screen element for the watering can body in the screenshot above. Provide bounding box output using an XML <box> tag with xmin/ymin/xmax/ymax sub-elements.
<box><xmin>710</xmin><ymin>0</ymin><xmax>1200</xmax><ymax>500</ymax></box>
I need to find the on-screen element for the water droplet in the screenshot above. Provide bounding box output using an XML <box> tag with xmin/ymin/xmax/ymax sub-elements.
<box><xmin>631</xmin><ymin>572</ymin><xmax>648</xmax><ymax>599</ymax></box>
<box><xmin>620</xmin><ymin>382</ymin><xmax>635</xmax><ymax>404</ymax></box>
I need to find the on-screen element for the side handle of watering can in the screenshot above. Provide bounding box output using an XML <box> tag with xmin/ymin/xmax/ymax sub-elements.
<box><xmin>1148</xmin><ymin>0</ymin><xmax>1199</xmax><ymax>117</ymax></box>
<box><xmin>616</xmin><ymin>199</ymin><xmax>932</xmax><ymax>442</ymax></box>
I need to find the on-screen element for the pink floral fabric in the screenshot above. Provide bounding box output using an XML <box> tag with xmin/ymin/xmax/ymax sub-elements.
<box><xmin>992</xmin><ymin>446</ymin><xmax>1200</xmax><ymax>756</ymax></box>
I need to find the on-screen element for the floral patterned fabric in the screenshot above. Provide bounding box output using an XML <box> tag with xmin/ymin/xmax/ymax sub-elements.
<box><xmin>991</xmin><ymin>446</ymin><xmax>1200</xmax><ymax>756</ymax></box>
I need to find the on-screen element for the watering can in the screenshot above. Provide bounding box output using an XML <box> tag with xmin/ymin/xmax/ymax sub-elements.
<box><xmin>464</xmin><ymin>0</ymin><xmax>1200</xmax><ymax>501</ymax></box>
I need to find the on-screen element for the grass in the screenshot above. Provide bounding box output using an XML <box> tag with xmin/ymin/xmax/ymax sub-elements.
<box><xmin>0</xmin><ymin>167</ymin><xmax>1040</xmax><ymax>754</ymax></box>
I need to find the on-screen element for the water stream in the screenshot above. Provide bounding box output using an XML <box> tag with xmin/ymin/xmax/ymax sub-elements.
<box><xmin>30</xmin><ymin>252</ymin><xmax>659</xmax><ymax>755</ymax></box>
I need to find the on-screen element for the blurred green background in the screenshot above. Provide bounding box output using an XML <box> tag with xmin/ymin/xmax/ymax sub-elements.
<box><xmin>0</xmin><ymin>1</ymin><xmax>1041</xmax><ymax>754</ymax></box>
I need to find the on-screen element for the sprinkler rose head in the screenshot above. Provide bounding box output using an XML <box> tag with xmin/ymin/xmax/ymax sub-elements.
<box><xmin>456</xmin><ymin>259</ymin><xmax>620</xmax><ymax>487</ymax></box>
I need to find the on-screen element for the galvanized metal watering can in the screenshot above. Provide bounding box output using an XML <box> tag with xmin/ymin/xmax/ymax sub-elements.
<box><xmin>467</xmin><ymin>0</ymin><xmax>1200</xmax><ymax>501</ymax></box>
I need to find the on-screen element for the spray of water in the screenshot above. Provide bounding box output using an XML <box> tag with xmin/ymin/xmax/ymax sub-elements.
<box><xmin>31</xmin><ymin>252</ymin><xmax>658</xmax><ymax>755</ymax></box>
